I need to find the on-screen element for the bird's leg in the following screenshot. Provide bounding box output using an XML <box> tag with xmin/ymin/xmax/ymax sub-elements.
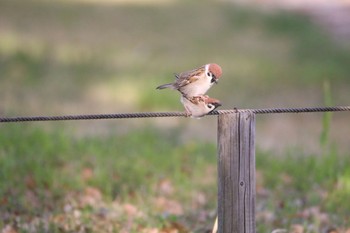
<box><xmin>184</xmin><ymin>106</ymin><xmax>192</xmax><ymax>117</ymax></box>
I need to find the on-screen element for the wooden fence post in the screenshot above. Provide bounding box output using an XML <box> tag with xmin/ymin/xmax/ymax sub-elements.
<box><xmin>217</xmin><ymin>112</ymin><xmax>256</xmax><ymax>233</ymax></box>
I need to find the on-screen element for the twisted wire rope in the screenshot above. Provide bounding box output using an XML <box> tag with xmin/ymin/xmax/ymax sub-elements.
<box><xmin>1</xmin><ymin>106</ymin><xmax>350</xmax><ymax>123</ymax></box>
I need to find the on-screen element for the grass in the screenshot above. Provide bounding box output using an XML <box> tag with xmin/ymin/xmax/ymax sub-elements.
<box><xmin>1</xmin><ymin>0</ymin><xmax>350</xmax><ymax>114</ymax></box>
<box><xmin>1</xmin><ymin>124</ymin><xmax>350</xmax><ymax>232</ymax></box>
<box><xmin>0</xmin><ymin>124</ymin><xmax>218</xmax><ymax>232</ymax></box>
<box><xmin>257</xmin><ymin>149</ymin><xmax>350</xmax><ymax>231</ymax></box>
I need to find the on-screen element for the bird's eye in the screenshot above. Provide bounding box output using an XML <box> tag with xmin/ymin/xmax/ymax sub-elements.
<box><xmin>207</xmin><ymin>72</ymin><xmax>211</xmax><ymax>77</ymax></box>
<box><xmin>207</xmin><ymin>104</ymin><xmax>213</xmax><ymax>108</ymax></box>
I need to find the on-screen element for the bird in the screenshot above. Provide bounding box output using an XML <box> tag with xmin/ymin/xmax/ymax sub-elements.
<box><xmin>181</xmin><ymin>95</ymin><xmax>222</xmax><ymax>118</ymax></box>
<box><xmin>156</xmin><ymin>63</ymin><xmax>222</xmax><ymax>97</ymax></box>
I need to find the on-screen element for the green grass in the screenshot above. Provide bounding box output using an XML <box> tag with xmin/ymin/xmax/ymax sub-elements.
<box><xmin>262</xmin><ymin>11</ymin><xmax>350</xmax><ymax>85</ymax></box>
<box><xmin>1</xmin><ymin>125</ymin><xmax>350</xmax><ymax>232</ymax></box>
<box><xmin>256</xmin><ymin>149</ymin><xmax>350</xmax><ymax>232</ymax></box>
<box><xmin>1</xmin><ymin>0</ymin><xmax>350</xmax><ymax>114</ymax></box>
<box><xmin>0</xmin><ymin>124</ymin><xmax>218</xmax><ymax>232</ymax></box>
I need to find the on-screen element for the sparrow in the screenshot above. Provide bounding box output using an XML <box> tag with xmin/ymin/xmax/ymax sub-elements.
<box><xmin>181</xmin><ymin>95</ymin><xmax>222</xmax><ymax>118</ymax></box>
<box><xmin>156</xmin><ymin>63</ymin><xmax>222</xmax><ymax>97</ymax></box>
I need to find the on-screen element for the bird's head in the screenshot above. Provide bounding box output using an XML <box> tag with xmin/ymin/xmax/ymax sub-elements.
<box><xmin>206</xmin><ymin>63</ymin><xmax>222</xmax><ymax>84</ymax></box>
<box><xmin>205</xmin><ymin>97</ymin><xmax>222</xmax><ymax>112</ymax></box>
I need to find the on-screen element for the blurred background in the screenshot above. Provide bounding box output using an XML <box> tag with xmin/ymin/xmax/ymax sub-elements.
<box><xmin>1</xmin><ymin>0</ymin><xmax>350</xmax><ymax>232</ymax></box>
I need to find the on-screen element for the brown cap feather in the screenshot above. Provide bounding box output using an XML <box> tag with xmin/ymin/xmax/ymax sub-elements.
<box><xmin>208</xmin><ymin>63</ymin><xmax>222</xmax><ymax>79</ymax></box>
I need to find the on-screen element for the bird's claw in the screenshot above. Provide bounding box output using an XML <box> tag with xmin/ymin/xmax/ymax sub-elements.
<box><xmin>185</xmin><ymin>111</ymin><xmax>192</xmax><ymax>117</ymax></box>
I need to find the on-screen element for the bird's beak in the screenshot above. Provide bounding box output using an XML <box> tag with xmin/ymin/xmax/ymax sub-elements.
<box><xmin>214</xmin><ymin>78</ymin><xmax>219</xmax><ymax>84</ymax></box>
<box><xmin>214</xmin><ymin>102</ymin><xmax>222</xmax><ymax>107</ymax></box>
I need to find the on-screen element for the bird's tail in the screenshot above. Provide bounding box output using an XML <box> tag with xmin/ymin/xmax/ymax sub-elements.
<box><xmin>156</xmin><ymin>83</ymin><xmax>174</xmax><ymax>90</ymax></box>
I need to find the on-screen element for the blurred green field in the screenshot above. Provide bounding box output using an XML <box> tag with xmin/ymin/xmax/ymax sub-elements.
<box><xmin>1</xmin><ymin>124</ymin><xmax>350</xmax><ymax>232</ymax></box>
<box><xmin>1</xmin><ymin>0</ymin><xmax>350</xmax><ymax>232</ymax></box>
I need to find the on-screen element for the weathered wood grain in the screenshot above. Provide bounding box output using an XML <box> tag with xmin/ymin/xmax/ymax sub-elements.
<box><xmin>217</xmin><ymin>112</ymin><xmax>256</xmax><ymax>233</ymax></box>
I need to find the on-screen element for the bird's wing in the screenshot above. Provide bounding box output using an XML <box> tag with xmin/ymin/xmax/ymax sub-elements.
<box><xmin>175</xmin><ymin>65</ymin><xmax>205</xmax><ymax>88</ymax></box>
<box><xmin>187</xmin><ymin>96</ymin><xmax>206</xmax><ymax>105</ymax></box>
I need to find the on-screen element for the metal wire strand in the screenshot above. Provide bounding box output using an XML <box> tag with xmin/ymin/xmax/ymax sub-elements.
<box><xmin>1</xmin><ymin>106</ymin><xmax>350</xmax><ymax>123</ymax></box>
